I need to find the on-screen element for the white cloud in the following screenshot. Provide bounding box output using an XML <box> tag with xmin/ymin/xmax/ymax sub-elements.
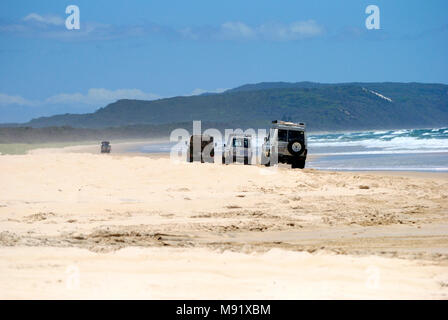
<box><xmin>220</xmin><ymin>22</ymin><xmax>256</xmax><ymax>40</ymax></box>
<box><xmin>180</xmin><ymin>20</ymin><xmax>324</xmax><ymax>41</ymax></box>
<box><xmin>0</xmin><ymin>89</ymin><xmax>161</xmax><ymax>108</ymax></box>
<box><xmin>211</xmin><ymin>20</ymin><xmax>325</xmax><ymax>41</ymax></box>
<box><xmin>45</xmin><ymin>88</ymin><xmax>161</xmax><ymax>105</ymax></box>
<box><xmin>23</xmin><ymin>13</ymin><xmax>65</xmax><ymax>26</ymax></box>
<box><xmin>0</xmin><ymin>13</ymin><xmax>115</xmax><ymax>41</ymax></box>
<box><xmin>1</xmin><ymin>12</ymin><xmax>324</xmax><ymax>42</ymax></box>
<box><xmin>0</xmin><ymin>93</ymin><xmax>37</xmax><ymax>106</ymax></box>
<box><xmin>288</xmin><ymin>20</ymin><xmax>324</xmax><ymax>38</ymax></box>
<box><xmin>179</xmin><ymin>27</ymin><xmax>199</xmax><ymax>40</ymax></box>
<box><xmin>256</xmin><ymin>20</ymin><xmax>325</xmax><ymax>40</ymax></box>
<box><xmin>189</xmin><ymin>88</ymin><xmax>228</xmax><ymax>96</ymax></box>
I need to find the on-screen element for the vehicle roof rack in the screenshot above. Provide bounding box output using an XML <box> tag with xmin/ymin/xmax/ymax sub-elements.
<box><xmin>272</xmin><ymin>120</ymin><xmax>306</xmax><ymax>126</ymax></box>
<box><xmin>229</xmin><ymin>133</ymin><xmax>252</xmax><ymax>137</ymax></box>
<box><xmin>191</xmin><ymin>134</ymin><xmax>213</xmax><ymax>138</ymax></box>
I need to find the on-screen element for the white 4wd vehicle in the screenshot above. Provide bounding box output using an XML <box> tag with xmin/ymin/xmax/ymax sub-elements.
<box><xmin>222</xmin><ymin>134</ymin><xmax>253</xmax><ymax>165</ymax></box>
<box><xmin>262</xmin><ymin>120</ymin><xmax>308</xmax><ymax>169</ymax></box>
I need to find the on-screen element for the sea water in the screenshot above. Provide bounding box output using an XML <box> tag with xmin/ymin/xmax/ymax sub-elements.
<box><xmin>307</xmin><ymin>127</ymin><xmax>448</xmax><ymax>171</ymax></box>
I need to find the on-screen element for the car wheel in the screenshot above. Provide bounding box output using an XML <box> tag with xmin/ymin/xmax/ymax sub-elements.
<box><xmin>287</xmin><ymin>140</ymin><xmax>303</xmax><ymax>157</ymax></box>
<box><xmin>261</xmin><ymin>151</ymin><xmax>269</xmax><ymax>166</ymax></box>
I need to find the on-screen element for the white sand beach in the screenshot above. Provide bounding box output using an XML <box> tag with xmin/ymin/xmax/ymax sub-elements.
<box><xmin>0</xmin><ymin>144</ymin><xmax>447</xmax><ymax>299</ymax></box>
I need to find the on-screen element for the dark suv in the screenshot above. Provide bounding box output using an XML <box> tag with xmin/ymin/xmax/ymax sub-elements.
<box><xmin>261</xmin><ymin>120</ymin><xmax>307</xmax><ymax>169</ymax></box>
<box><xmin>101</xmin><ymin>141</ymin><xmax>111</xmax><ymax>153</ymax></box>
<box><xmin>186</xmin><ymin>135</ymin><xmax>214</xmax><ymax>163</ymax></box>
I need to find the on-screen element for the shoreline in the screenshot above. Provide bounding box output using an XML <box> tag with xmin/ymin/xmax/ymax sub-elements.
<box><xmin>24</xmin><ymin>140</ymin><xmax>448</xmax><ymax>178</ymax></box>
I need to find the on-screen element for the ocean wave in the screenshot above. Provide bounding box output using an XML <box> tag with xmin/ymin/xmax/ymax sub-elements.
<box><xmin>308</xmin><ymin>127</ymin><xmax>448</xmax><ymax>153</ymax></box>
<box><xmin>390</xmin><ymin>129</ymin><xmax>408</xmax><ymax>135</ymax></box>
<box><xmin>309</xmin><ymin>127</ymin><xmax>448</xmax><ymax>140</ymax></box>
<box><xmin>306</xmin><ymin>166</ymin><xmax>448</xmax><ymax>172</ymax></box>
<box><xmin>311</xmin><ymin>149</ymin><xmax>448</xmax><ymax>156</ymax></box>
<box><xmin>309</xmin><ymin>136</ymin><xmax>448</xmax><ymax>151</ymax></box>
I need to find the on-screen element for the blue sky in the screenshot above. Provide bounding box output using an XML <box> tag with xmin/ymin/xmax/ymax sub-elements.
<box><xmin>0</xmin><ymin>0</ymin><xmax>447</xmax><ymax>122</ymax></box>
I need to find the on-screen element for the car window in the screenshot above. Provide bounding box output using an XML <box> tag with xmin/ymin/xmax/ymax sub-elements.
<box><xmin>288</xmin><ymin>130</ymin><xmax>303</xmax><ymax>141</ymax></box>
<box><xmin>278</xmin><ymin>129</ymin><xmax>287</xmax><ymax>141</ymax></box>
<box><xmin>232</xmin><ymin>138</ymin><xmax>243</xmax><ymax>147</ymax></box>
<box><xmin>244</xmin><ymin>138</ymin><xmax>249</xmax><ymax>148</ymax></box>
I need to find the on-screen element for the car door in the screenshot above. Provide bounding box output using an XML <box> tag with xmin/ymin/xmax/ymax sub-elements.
<box><xmin>277</xmin><ymin>129</ymin><xmax>288</xmax><ymax>154</ymax></box>
<box><xmin>244</xmin><ymin>138</ymin><xmax>252</xmax><ymax>160</ymax></box>
<box><xmin>233</xmin><ymin>138</ymin><xmax>243</xmax><ymax>158</ymax></box>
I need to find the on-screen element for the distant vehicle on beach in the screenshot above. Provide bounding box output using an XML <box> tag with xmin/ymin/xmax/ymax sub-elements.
<box><xmin>262</xmin><ymin>120</ymin><xmax>307</xmax><ymax>169</ymax></box>
<box><xmin>222</xmin><ymin>134</ymin><xmax>253</xmax><ymax>165</ymax></box>
<box><xmin>100</xmin><ymin>141</ymin><xmax>111</xmax><ymax>153</ymax></box>
<box><xmin>186</xmin><ymin>135</ymin><xmax>214</xmax><ymax>163</ymax></box>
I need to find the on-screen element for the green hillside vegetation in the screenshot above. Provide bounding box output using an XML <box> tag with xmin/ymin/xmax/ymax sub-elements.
<box><xmin>24</xmin><ymin>82</ymin><xmax>448</xmax><ymax>131</ymax></box>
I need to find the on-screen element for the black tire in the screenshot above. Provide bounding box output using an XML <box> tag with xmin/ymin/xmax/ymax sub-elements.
<box><xmin>222</xmin><ymin>155</ymin><xmax>226</xmax><ymax>165</ymax></box>
<box><xmin>291</xmin><ymin>158</ymin><xmax>305</xmax><ymax>169</ymax></box>
<box><xmin>261</xmin><ymin>150</ymin><xmax>270</xmax><ymax>166</ymax></box>
<box><xmin>232</xmin><ymin>154</ymin><xmax>236</xmax><ymax>164</ymax></box>
<box><xmin>244</xmin><ymin>156</ymin><xmax>249</xmax><ymax>165</ymax></box>
<box><xmin>287</xmin><ymin>140</ymin><xmax>303</xmax><ymax>157</ymax></box>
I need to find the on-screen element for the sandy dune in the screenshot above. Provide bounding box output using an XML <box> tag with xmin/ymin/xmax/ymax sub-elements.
<box><xmin>0</xmin><ymin>150</ymin><xmax>447</xmax><ymax>299</ymax></box>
